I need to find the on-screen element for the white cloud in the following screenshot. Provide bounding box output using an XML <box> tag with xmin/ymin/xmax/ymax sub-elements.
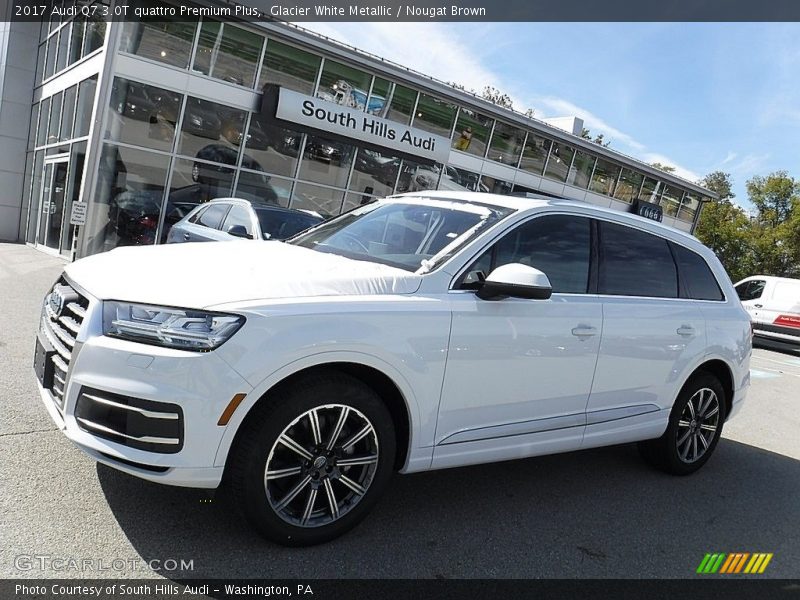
<box><xmin>299</xmin><ymin>22</ymin><xmax>703</xmax><ymax>183</ymax></box>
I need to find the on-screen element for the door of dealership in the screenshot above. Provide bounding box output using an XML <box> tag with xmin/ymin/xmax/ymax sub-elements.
<box><xmin>34</xmin><ymin>156</ymin><xmax>83</xmax><ymax>257</ymax></box>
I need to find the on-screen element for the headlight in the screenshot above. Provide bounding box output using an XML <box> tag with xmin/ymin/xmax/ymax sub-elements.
<box><xmin>103</xmin><ymin>301</ymin><xmax>244</xmax><ymax>351</ymax></box>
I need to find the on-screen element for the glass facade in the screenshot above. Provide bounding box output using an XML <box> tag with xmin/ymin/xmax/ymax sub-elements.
<box><xmin>22</xmin><ymin>11</ymin><xmax>710</xmax><ymax>261</ymax></box>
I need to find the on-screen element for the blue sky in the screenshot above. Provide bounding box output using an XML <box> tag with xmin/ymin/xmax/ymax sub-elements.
<box><xmin>303</xmin><ymin>22</ymin><xmax>800</xmax><ymax>210</ymax></box>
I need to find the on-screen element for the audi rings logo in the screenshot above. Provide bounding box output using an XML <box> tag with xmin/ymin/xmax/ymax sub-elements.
<box><xmin>48</xmin><ymin>289</ymin><xmax>66</xmax><ymax>317</ymax></box>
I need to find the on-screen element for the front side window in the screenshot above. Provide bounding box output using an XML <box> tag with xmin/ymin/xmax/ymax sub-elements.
<box><xmin>290</xmin><ymin>199</ymin><xmax>513</xmax><ymax>272</ymax></box>
<box><xmin>736</xmin><ymin>280</ymin><xmax>766</xmax><ymax>301</ymax></box>
<box><xmin>598</xmin><ymin>221</ymin><xmax>677</xmax><ymax>298</ymax></box>
<box><xmin>198</xmin><ymin>203</ymin><xmax>229</xmax><ymax>229</ymax></box>
<box><xmin>221</xmin><ymin>204</ymin><xmax>254</xmax><ymax>237</ymax></box>
<box><xmin>458</xmin><ymin>214</ymin><xmax>591</xmax><ymax>294</ymax></box>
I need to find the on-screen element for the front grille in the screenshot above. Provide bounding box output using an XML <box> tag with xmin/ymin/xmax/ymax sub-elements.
<box><xmin>75</xmin><ymin>387</ymin><xmax>184</xmax><ymax>454</ymax></box>
<box><xmin>40</xmin><ymin>277</ymin><xmax>89</xmax><ymax>411</ymax></box>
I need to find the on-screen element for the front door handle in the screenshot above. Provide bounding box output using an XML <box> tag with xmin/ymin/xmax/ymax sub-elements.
<box><xmin>677</xmin><ymin>325</ymin><xmax>696</xmax><ymax>337</ymax></box>
<box><xmin>183</xmin><ymin>233</ymin><xmax>191</xmax><ymax>241</ymax></box>
<box><xmin>572</xmin><ymin>325</ymin><xmax>598</xmax><ymax>338</ymax></box>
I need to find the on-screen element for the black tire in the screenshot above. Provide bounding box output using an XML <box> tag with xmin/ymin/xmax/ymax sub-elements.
<box><xmin>638</xmin><ymin>371</ymin><xmax>727</xmax><ymax>475</ymax></box>
<box><xmin>228</xmin><ymin>371</ymin><xmax>396</xmax><ymax>546</ymax></box>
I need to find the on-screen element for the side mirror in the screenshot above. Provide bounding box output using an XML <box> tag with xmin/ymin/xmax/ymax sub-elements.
<box><xmin>476</xmin><ymin>263</ymin><xmax>553</xmax><ymax>301</ymax></box>
<box><xmin>227</xmin><ymin>224</ymin><xmax>251</xmax><ymax>239</ymax></box>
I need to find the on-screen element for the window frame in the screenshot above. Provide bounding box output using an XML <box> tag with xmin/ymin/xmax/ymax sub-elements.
<box><xmin>669</xmin><ymin>241</ymin><xmax>726</xmax><ymax>302</ymax></box>
<box><xmin>196</xmin><ymin>202</ymin><xmax>231</xmax><ymax>230</ymax></box>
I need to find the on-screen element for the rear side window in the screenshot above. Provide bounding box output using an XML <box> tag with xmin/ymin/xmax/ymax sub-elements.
<box><xmin>736</xmin><ymin>280</ymin><xmax>766</xmax><ymax>301</ymax></box>
<box><xmin>188</xmin><ymin>206</ymin><xmax>207</xmax><ymax>224</ymax></box>
<box><xmin>197</xmin><ymin>204</ymin><xmax>229</xmax><ymax>229</ymax></box>
<box><xmin>599</xmin><ymin>221</ymin><xmax>677</xmax><ymax>298</ymax></box>
<box><xmin>671</xmin><ymin>243</ymin><xmax>724</xmax><ymax>301</ymax></box>
<box><xmin>221</xmin><ymin>204</ymin><xmax>254</xmax><ymax>238</ymax></box>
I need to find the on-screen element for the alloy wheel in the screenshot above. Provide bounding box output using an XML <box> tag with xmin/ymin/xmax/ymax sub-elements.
<box><xmin>676</xmin><ymin>387</ymin><xmax>720</xmax><ymax>463</ymax></box>
<box><xmin>264</xmin><ymin>404</ymin><xmax>379</xmax><ymax>528</ymax></box>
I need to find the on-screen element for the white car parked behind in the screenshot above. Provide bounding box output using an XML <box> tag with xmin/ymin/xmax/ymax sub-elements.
<box><xmin>735</xmin><ymin>275</ymin><xmax>800</xmax><ymax>346</ymax></box>
<box><xmin>34</xmin><ymin>192</ymin><xmax>751</xmax><ymax>545</ymax></box>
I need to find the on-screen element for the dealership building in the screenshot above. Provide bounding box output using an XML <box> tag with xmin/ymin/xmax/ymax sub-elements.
<box><xmin>0</xmin><ymin>0</ymin><xmax>717</xmax><ymax>260</ymax></box>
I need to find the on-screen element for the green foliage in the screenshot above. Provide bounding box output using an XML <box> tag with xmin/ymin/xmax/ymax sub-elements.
<box><xmin>694</xmin><ymin>171</ymin><xmax>800</xmax><ymax>282</ymax></box>
<box><xmin>650</xmin><ymin>162</ymin><xmax>677</xmax><ymax>173</ymax></box>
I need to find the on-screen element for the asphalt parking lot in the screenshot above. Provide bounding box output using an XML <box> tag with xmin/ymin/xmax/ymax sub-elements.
<box><xmin>1</xmin><ymin>242</ymin><xmax>799</xmax><ymax>581</ymax></box>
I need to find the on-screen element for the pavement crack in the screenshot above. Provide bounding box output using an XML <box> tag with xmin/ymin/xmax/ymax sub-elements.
<box><xmin>577</xmin><ymin>545</ymin><xmax>607</xmax><ymax>560</ymax></box>
<box><xmin>0</xmin><ymin>427</ymin><xmax>58</xmax><ymax>437</ymax></box>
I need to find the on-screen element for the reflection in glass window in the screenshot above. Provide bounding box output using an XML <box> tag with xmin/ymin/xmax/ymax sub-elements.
<box><xmin>88</xmin><ymin>145</ymin><xmax>170</xmax><ymax>254</ymax></box>
<box><xmin>44</xmin><ymin>36</ymin><xmax>56</xmax><ymax>79</ymax></box>
<box><xmin>178</xmin><ymin>97</ymin><xmax>243</xmax><ymax>159</ymax></box>
<box><xmin>386</xmin><ymin>84</ymin><xmax>416</xmax><ymax>125</ymax></box>
<box><xmin>396</xmin><ymin>159</ymin><xmax>438</xmax><ymax>193</ymax></box>
<box><xmin>640</xmin><ymin>177</ymin><xmax>661</xmax><ymax>203</ymax></box>
<box><xmin>452</xmin><ymin>109</ymin><xmax>492</xmax><ymax>157</ymax></box>
<box><xmin>169</xmin><ymin>157</ymin><xmax>234</xmax><ymax>215</ymax></box>
<box><xmin>342</xmin><ymin>191</ymin><xmax>378</xmax><ymax>214</ymax></box>
<box><xmin>369</xmin><ymin>78</ymin><xmax>391</xmax><ymax>116</ymax></box>
<box><xmin>55</xmin><ymin>26</ymin><xmax>68</xmax><ymax>73</ymax></box>
<box><xmin>614</xmin><ymin>168</ymin><xmax>643</xmax><ymax>203</ymax></box>
<box><xmin>543</xmin><ymin>141</ymin><xmax>574</xmax><ymax>182</ymax></box>
<box><xmin>241</xmin><ymin>114</ymin><xmax>301</xmax><ymax>178</ymax></box>
<box><xmin>413</xmin><ymin>93</ymin><xmax>456</xmax><ymax>137</ymax></box>
<box><xmin>120</xmin><ymin>10</ymin><xmax>196</xmax><ymax>69</ymax></box>
<box><xmin>677</xmin><ymin>193</ymin><xmax>700</xmax><ymax>222</ymax></box>
<box><xmin>36</xmin><ymin>97</ymin><xmax>50</xmax><ymax>147</ymax></box>
<box><xmin>107</xmin><ymin>78</ymin><xmax>182</xmax><ymax>153</ymax></box>
<box><xmin>317</xmin><ymin>60</ymin><xmax>372</xmax><ymax>110</ymax></box>
<box><xmin>520</xmin><ymin>134</ymin><xmax>551</xmax><ymax>175</ymax></box>
<box><xmin>258</xmin><ymin>39</ymin><xmax>321</xmax><ymax>94</ymax></box>
<box><xmin>480</xmin><ymin>175</ymin><xmax>512</xmax><ymax>195</ymax></box>
<box><xmin>193</xmin><ymin>20</ymin><xmax>263</xmax><ymax>87</ymax></box>
<box><xmin>566</xmin><ymin>151</ymin><xmax>595</xmax><ymax>189</ymax></box>
<box><xmin>36</xmin><ymin>42</ymin><xmax>46</xmax><ymax>84</ymax></box>
<box><xmin>74</xmin><ymin>75</ymin><xmax>97</xmax><ymax>138</ymax></box>
<box><xmin>589</xmin><ymin>158</ymin><xmax>620</xmax><ymax>197</ymax></box>
<box><xmin>488</xmin><ymin>122</ymin><xmax>525</xmax><ymax>166</ymax></box>
<box><xmin>60</xmin><ymin>141</ymin><xmax>87</xmax><ymax>254</ymax></box>
<box><xmin>349</xmin><ymin>148</ymin><xmax>400</xmax><ymax>198</ymax></box>
<box><xmin>298</xmin><ymin>135</ymin><xmax>354</xmax><ymax>188</ymax></box>
<box><xmin>440</xmin><ymin>166</ymin><xmax>479</xmax><ymax>192</ymax></box>
<box><xmin>291</xmin><ymin>182</ymin><xmax>344</xmax><ymax>218</ymax></box>
<box><xmin>659</xmin><ymin>185</ymin><xmax>683</xmax><ymax>217</ymax></box>
<box><xmin>69</xmin><ymin>17</ymin><xmax>85</xmax><ymax>64</ymax></box>
<box><xmin>48</xmin><ymin>92</ymin><xmax>63</xmax><ymax>146</ymax></box>
<box><xmin>237</xmin><ymin>170</ymin><xmax>291</xmax><ymax>207</ymax></box>
<box><xmin>60</xmin><ymin>85</ymin><xmax>77</xmax><ymax>142</ymax></box>
<box><xmin>83</xmin><ymin>15</ymin><xmax>106</xmax><ymax>56</ymax></box>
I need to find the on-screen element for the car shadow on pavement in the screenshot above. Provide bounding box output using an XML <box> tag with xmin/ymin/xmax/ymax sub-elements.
<box><xmin>96</xmin><ymin>439</ymin><xmax>800</xmax><ymax>578</ymax></box>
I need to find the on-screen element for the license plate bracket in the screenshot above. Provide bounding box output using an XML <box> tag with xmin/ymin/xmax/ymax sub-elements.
<box><xmin>34</xmin><ymin>333</ymin><xmax>56</xmax><ymax>389</ymax></box>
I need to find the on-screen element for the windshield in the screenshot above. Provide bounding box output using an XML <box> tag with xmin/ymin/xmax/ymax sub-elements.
<box><xmin>288</xmin><ymin>198</ymin><xmax>514</xmax><ymax>272</ymax></box>
<box><xmin>255</xmin><ymin>208</ymin><xmax>323</xmax><ymax>240</ymax></box>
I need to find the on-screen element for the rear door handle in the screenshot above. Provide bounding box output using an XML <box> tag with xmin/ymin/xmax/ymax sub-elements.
<box><xmin>572</xmin><ymin>325</ymin><xmax>598</xmax><ymax>338</ymax></box>
<box><xmin>183</xmin><ymin>233</ymin><xmax>190</xmax><ymax>241</ymax></box>
<box><xmin>754</xmin><ymin>304</ymin><xmax>763</xmax><ymax>308</ymax></box>
<box><xmin>677</xmin><ymin>325</ymin><xmax>696</xmax><ymax>337</ymax></box>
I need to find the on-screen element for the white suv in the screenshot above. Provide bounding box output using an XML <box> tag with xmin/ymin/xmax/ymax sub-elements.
<box><xmin>735</xmin><ymin>275</ymin><xmax>800</xmax><ymax>347</ymax></box>
<box><xmin>34</xmin><ymin>192</ymin><xmax>751</xmax><ymax>545</ymax></box>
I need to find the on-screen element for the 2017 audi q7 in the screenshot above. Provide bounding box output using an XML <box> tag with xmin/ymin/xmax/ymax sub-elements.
<box><xmin>34</xmin><ymin>192</ymin><xmax>751</xmax><ymax>545</ymax></box>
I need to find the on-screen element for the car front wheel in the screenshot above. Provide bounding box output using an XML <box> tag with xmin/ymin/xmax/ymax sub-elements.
<box><xmin>229</xmin><ymin>372</ymin><xmax>396</xmax><ymax>546</ymax></box>
<box><xmin>639</xmin><ymin>371</ymin><xmax>727</xmax><ymax>475</ymax></box>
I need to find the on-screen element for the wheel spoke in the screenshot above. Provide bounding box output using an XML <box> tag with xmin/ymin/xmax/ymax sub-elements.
<box><xmin>700</xmin><ymin>423</ymin><xmax>716</xmax><ymax>432</ymax></box>
<box><xmin>300</xmin><ymin>487</ymin><xmax>318</xmax><ymax>525</ymax></box>
<box><xmin>678</xmin><ymin>420</ymin><xmax>692</xmax><ymax>428</ymax></box>
<box><xmin>266</xmin><ymin>466</ymin><xmax>303</xmax><ymax>480</ymax></box>
<box><xmin>339</xmin><ymin>474</ymin><xmax>367</xmax><ymax>496</ymax></box>
<box><xmin>696</xmin><ymin>390</ymin><xmax>709</xmax><ymax>416</ymax></box>
<box><xmin>337</xmin><ymin>454</ymin><xmax>378</xmax><ymax>467</ymax></box>
<box><xmin>686</xmin><ymin>398</ymin><xmax>696</xmax><ymax>420</ymax></box>
<box><xmin>703</xmin><ymin>406</ymin><xmax>719</xmax><ymax>419</ymax></box>
<box><xmin>326</xmin><ymin>406</ymin><xmax>349</xmax><ymax>451</ymax></box>
<box><xmin>698</xmin><ymin>432</ymin><xmax>710</xmax><ymax>451</ymax></box>
<box><xmin>691</xmin><ymin>435</ymin><xmax>699</xmax><ymax>461</ymax></box>
<box><xmin>341</xmin><ymin>423</ymin><xmax>373</xmax><ymax>451</ymax></box>
<box><xmin>677</xmin><ymin>429</ymin><xmax>692</xmax><ymax>447</ymax></box>
<box><xmin>308</xmin><ymin>409</ymin><xmax>322</xmax><ymax>446</ymax></box>
<box><xmin>279</xmin><ymin>434</ymin><xmax>314</xmax><ymax>461</ymax></box>
<box><xmin>679</xmin><ymin>437</ymin><xmax>691</xmax><ymax>460</ymax></box>
<box><xmin>323</xmin><ymin>478</ymin><xmax>339</xmax><ymax>519</ymax></box>
<box><xmin>274</xmin><ymin>475</ymin><xmax>312</xmax><ymax>511</ymax></box>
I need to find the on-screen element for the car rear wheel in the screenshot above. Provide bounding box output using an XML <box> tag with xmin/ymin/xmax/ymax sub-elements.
<box><xmin>638</xmin><ymin>371</ymin><xmax>726</xmax><ymax>475</ymax></box>
<box><xmin>229</xmin><ymin>371</ymin><xmax>396</xmax><ymax>546</ymax></box>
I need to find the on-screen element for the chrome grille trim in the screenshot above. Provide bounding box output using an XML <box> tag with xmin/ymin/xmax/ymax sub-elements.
<box><xmin>76</xmin><ymin>417</ymin><xmax>181</xmax><ymax>445</ymax></box>
<box><xmin>59</xmin><ymin>316</ymin><xmax>81</xmax><ymax>334</ymax></box>
<box><xmin>67</xmin><ymin>302</ymin><xmax>86</xmax><ymax>319</ymax></box>
<box><xmin>83</xmin><ymin>393</ymin><xmax>180</xmax><ymax>421</ymax></box>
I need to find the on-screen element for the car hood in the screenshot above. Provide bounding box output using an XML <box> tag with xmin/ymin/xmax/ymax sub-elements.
<box><xmin>65</xmin><ymin>241</ymin><xmax>422</xmax><ymax>308</ymax></box>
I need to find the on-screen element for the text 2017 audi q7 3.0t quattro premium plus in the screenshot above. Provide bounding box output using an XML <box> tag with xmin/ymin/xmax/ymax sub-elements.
<box><xmin>35</xmin><ymin>192</ymin><xmax>751</xmax><ymax>545</ymax></box>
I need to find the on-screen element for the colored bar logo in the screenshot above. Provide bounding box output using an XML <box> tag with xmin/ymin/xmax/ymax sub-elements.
<box><xmin>697</xmin><ymin>553</ymin><xmax>773</xmax><ymax>574</ymax></box>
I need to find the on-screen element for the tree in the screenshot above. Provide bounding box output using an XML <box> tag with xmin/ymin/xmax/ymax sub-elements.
<box><xmin>699</xmin><ymin>171</ymin><xmax>734</xmax><ymax>202</ymax></box>
<box><xmin>524</xmin><ymin>108</ymin><xmax>535</xmax><ymax>119</ymax></box>
<box><xmin>580</xmin><ymin>127</ymin><xmax>610</xmax><ymax>147</ymax></box>
<box><xmin>481</xmin><ymin>86</ymin><xmax>513</xmax><ymax>109</ymax></box>
<box><xmin>694</xmin><ymin>194</ymin><xmax>756</xmax><ymax>282</ymax></box>
<box><xmin>746</xmin><ymin>170</ymin><xmax>799</xmax><ymax>229</ymax></box>
<box><xmin>650</xmin><ymin>162</ymin><xmax>676</xmax><ymax>174</ymax></box>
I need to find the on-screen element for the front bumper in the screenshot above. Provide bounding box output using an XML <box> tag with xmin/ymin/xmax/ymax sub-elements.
<box><xmin>36</xmin><ymin>280</ymin><xmax>253</xmax><ymax>488</ymax></box>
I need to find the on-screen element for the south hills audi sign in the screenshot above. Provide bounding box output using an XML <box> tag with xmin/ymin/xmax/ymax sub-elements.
<box><xmin>275</xmin><ymin>88</ymin><xmax>451</xmax><ymax>163</ymax></box>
